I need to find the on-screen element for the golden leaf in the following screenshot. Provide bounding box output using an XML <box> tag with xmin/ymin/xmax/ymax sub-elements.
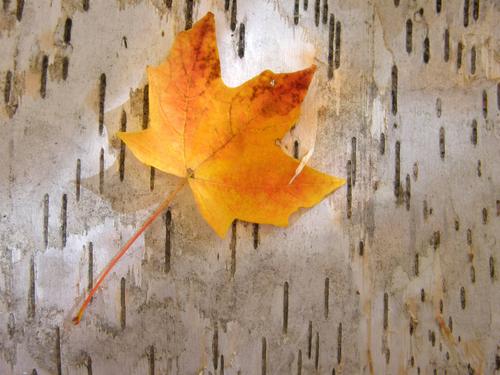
<box><xmin>118</xmin><ymin>12</ymin><xmax>345</xmax><ymax>237</ymax></box>
<box><xmin>73</xmin><ymin>12</ymin><xmax>344</xmax><ymax>324</ymax></box>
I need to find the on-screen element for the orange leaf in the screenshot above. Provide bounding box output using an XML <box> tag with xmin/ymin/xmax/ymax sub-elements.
<box><xmin>73</xmin><ymin>12</ymin><xmax>346</xmax><ymax>325</ymax></box>
<box><xmin>118</xmin><ymin>12</ymin><xmax>345</xmax><ymax>238</ymax></box>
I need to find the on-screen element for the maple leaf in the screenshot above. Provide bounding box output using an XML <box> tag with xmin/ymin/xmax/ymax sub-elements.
<box><xmin>73</xmin><ymin>12</ymin><xmax>344</xmax><ymax>324</ymax></box>
<box><xmin>118</xmin><ymin>12</ymin><xmax>345</xmax><ymax>237</ymax></box>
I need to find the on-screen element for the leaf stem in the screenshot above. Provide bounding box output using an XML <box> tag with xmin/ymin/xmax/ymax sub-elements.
<box><xmin>73</xmin><ymin>178</ymin><xmax>187</xmax><ymax>325</ymax></box>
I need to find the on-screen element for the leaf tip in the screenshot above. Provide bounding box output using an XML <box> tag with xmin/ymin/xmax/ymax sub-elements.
<box><xmin>300</xmin><ymin>64</ymin><xmax>317</xmax><ymax>89</ymax></box>
<box><xmin>116</xmin><ymin>131</ymin><xmax>126</xmax><ymax>141</ymax></box>
<box><xmin>198</xmin><ymin>11</ymin><xmax>215</xmax><ymax>27</ymax></box>
<box><xmin>329</xmin><ymin>176</ymin><xmax>347</xmax><ymax>193</ymax></box>
<box><xmin>213</xmin><ymin>219</ymin><xmax>233</xmax><ymax>239</ymax></box>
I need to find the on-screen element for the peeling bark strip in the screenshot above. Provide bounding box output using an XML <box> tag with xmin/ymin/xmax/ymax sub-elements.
<box><xmin>27</xmin><ymin>256</ymin><xmax>35</xmax><ymax>319</ymax></box>
<box><xmin>482</xmin><ymin>90</ymin><xmax>487</xmax><ymax>118</ymax></box>
<box><xmin>229</xmin><ymin>221</ymin><xmax>237</xmax><ymax>274</ymax></box>
<box><xmin>60</xmin><ymin>194</ymin><xmax>67</xmax><ymax>248</ymax></box>
<box><xmin>292</xmin><ymin>351</ymin><xmax>300</xmax><ymax>375</ymax></box>
<box><xmin>185</xmin><ymin>0</ymin><xmax>194</xmax><ymax>30</ymax></box>
<box><xmin>261</xmin><ymin>337</ymin><xmax>267</xmax><ymax>375</ymax></box>
<box><xmin>120</xmin><ymin>277</ymin><xmax>126</xmax><ymax>329</ymax></box>
<box><xmin>86</xmin><ymin>355</ymin><xmax>93</xmax><ymax>375</ymax></box>
<box><xmin>383</xmin><ymin>292</ymin><xmax>389</xmax><ymax>330</ymax></box>
<box><xmin>464</xmin><ymin>0</ymin><xmax>470</xmax><ymax>27</ymax></box>
<box><xmin>391</xmin><ymin>65</ymin><xmax>398</xmax><ymax>115</ymax></box>
<box><xmin>314</xmin><ymin>332</ymin><xmax>319</xmax><ymax>369</ymax></box>
<box><xmin>307</xmin><ymin>321</ymin><xmax>312</xmax><ymax>358</ymax></box>
<box><xmin>55</xmin><ymin>327</ymin><xmax>62</xmax><ymax>375</ymax></box>
<box><xmin>99</xmin><ymin>148</ymin><xmax>104</xmax><ymax>194</ymax></box>
<box><xmin>40</xmin><ymin>55</ymin><xmax>48</xmax><ymax>98</ymax></box>
<box><xmin>314</xmin><ymin>0</ymin><xmax>320</xmax><ymax>26</ymax></box>
<box><xmin>76</xmin><ymin>159</ymin><xmax>81</xmax><ymax>201</ymax></box>
<box><xmin>444</xmin><ymin>29</ymin><xmax>450</xmax><ymax>62</ymax></box>
<box><xmin>460</xmin><ymin>286</ymin><xmax>466</xmax><ymax>309</ymax></box>
<box><xmin>432</xmin><ymin>231</ymin><xmax>440</xmax><ymax>250</ymax></box>
<box><xmin>165</xmin><ymin>210</ymin><xmax>172</xmax><ymax>273</ymax></box>
<box><xmin>324</xmin><ymin>277</ymin><xmax>329</xmax><ymax>318</ymax></box>
<box><xmin>337</xmin><ymin>323</ymin><xmax>342</xmax><ymax>364</ymax></box>
<box><xmin>98</xmin><ymin>73</ymin><xmax>106</xmax><ymax>135</ymax></box>
<box><xmin>328</xmin><ymin>14</ymin><xmax>335</xmax><ymax>79</ymax></box>
<box><xmin>252</xmin><ymin>223</ymin><xmax>259</xmax><ymax>249</ymax></box>
<box><xmin>346</xmin><ymin>160</ymin><xmax>352</xmax><ymax>219</ymax></box>
<box><xmin>148</xmin><ymin>345</ymin><xmax>155</xmax><ymax>375</ymax></box>
<box><xmin>7</xmin><ymin>313</ymin><xmax>14</xmax><ymax>338</ymax></box>
<box><xmin>150</xmin><ymin>166</ymin><xmax>155</xmax><ymax>191</ymax></box>
<box><xmin>470</xmin><ymin>46</ymin><xmax>476</xmax><ymax>74</ymax></box>
<box><xmin>351</xmin><ymin>137</ymin><xmax>357</xmax><ymax>186</ymax></box>
<box><xmin>119</xmin><ymin>110</ymin><xmax>127</xmax><ymax>181</ymax></box>
<box><xmin>423</xmin><ymin>37</ymin><xmax>430</xmax><ymax>63</ymax></box>
<box><xmin>457</xmin><ymin>42</ymin><xmax>463</xmax><ymax>69</ymax></box>
<box><xmin>471</xmin><ymin>119</ymin><xmax>477</xmax><ymax>145</ymax></box>
<box><xmin>4</xmin><ymin>70</ymin><xmax>12</xmax><ymax>104</ymax></box>
<box><xmin>238</xmin><ymin>23</ymin><xmax>245</xmax><ymax>58</ymax></box>
<box><xmin>473</xmin><ymin>0</ymin><xmax>479</xmax><ymax>20</ymax></box>
<box><xmin>436</xmin><ymin>97</ymin><xmax>442</xmax><ymax>117</ymax></box>
<box><xmin>498</xmin><ymin>83</ymin><xmax>500</xmax><ymax>110</ymax></box>
<box><xmin>88</xmin><ymin>242</ymin><xmax>93</xmax><ymax>303</ymax></box>
<box><xmin>406</xmin><ymin>19</ymin><xmax>412</xmax><ymax>53</ymax></box>
<box><xmin>293</xmin><ymin>140</ymin><xmax>299</xmax><ymax>159</ymax></box>
<box><xmin>230</xmin><ymin>0</ymin><xmax>237</xmax><ymax>31</ymax></box>
<box><xmin>212</xmin><ymin>323</ymin><xmax>219</xmax><ymax>370</ymax></box>
<box><xmin>294</xmin><ymin>0</ymin><xmax>299</xmax><ymax>25</ymax></box>
<box><xmin>394</xmin><ymin>141</ymin><xmax>401</xmax><ymax>200</ymax></box>
<box><xmin>322</xmin><ymin>0</ymin><xmax>328</xmax><ymax>24</ymax></box>
<box><xmin>64</xmin><ymin>18</ymin><xmax>72</xmax><ymax>44</ymax></box>
<box><xmin>283</xmin><ymin>281</ymin><xmax>289</xmax><ymax>334</ymax></box>
<box><xmin>43</xmin><ymin>193</ymin><xmax>49</xmax><ymax>248</ymax></box>
<box><xmin>334</xmin><ymin>21</ymin><xmax>341</xmax><ymax>68</ymax></box>
<box><xmin>439</xmin><ymin>127</ymin><xmax>445</xmax><ymax>159</ymax></box>
<box><xmin>16</xmin><ymin>0</ymin><xmax>24</xmax><ymax>21</ymax></box>
<box><xmin>62</xmin><ymin>57</ymin><xmax>69</xmax><ymax>80</ymax></box>
<box><xmin>142</xmin><ymin>85</ymin><xmax>156</xmax><ymax>191</ymax></box>
<box><xmin>460</xmin><ymin>287</ymin><xmax>465</xmax><ymax>310</ymax></box>
<box><xmin>142</xmin><ymin>84</ymin><xmax>149</xmax><ymax>129</ymax></box>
